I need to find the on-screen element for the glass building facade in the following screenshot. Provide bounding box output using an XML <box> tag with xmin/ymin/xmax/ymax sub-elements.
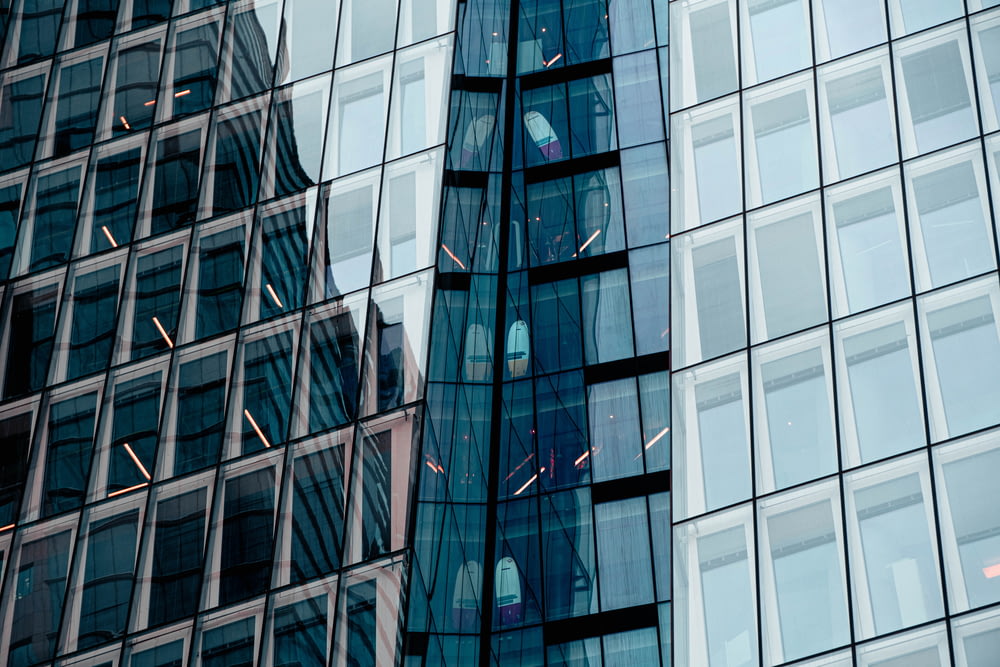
<box><xmin>672</xmin><ymin>0</ymin><xmax>1000</xmax><ymax>666</ymax></box>
<box><xmin>3</xmin><ymin>0</ymin><xmax>1000</xmax><ymax>666</ymax></box>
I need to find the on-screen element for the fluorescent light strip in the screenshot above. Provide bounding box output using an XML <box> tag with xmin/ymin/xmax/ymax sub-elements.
<box><xmin>151</xmin><ymin>316</ymin><xmax>174</xmax><ymax>348</ymax></box>
<box><xmin>108</xmin><ymin>482</ymin><xmax>149</xmax><ymax>498</ymax></box>
<box><xmin>101</xmin><ymin>225</ymin><xmax>118</xmax><ymax>248</ymax></box>
<box><xmin>122</xmin><ymin>442</ymin><xmax>151</xmax><ymax>480</ymax></box>
<box><xmin>441</xmin><ymin>243</ymin><xmax>467</xmax><ymax>270</ymax></box>
<box><xmin>265</xmin><ymin>283</ymin><xmax>284</xmax><ymax>308</ymax></box>
<box><xmin>244</xmin><ymin>409</ymin><xmax>272</xmax><ymax>448</ymax></box>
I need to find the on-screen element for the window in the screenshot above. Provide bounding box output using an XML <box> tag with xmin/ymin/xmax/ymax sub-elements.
<box><xmin>595</xmin><ymin>497</ymin><xmax>654</xmax><ymax>610</ymax></box>
<box><xmin>23</xmin><ymin>164</ymin><xmax>83</xmax><ymax>274</ymax></box>
<box><xmin>835</xmin><ymin>305</ymin><xmax>925</xmax><ymax>466</ymax></box>
<box><xmin>207</xmin><ymin>105</ymin><xmax>263</xmax><ymax>216</ymax></box>
<box><xmin>64</xmin><ymin>265</ymin><xmax>121</xmax><ymax>381</ymax></box>
<box><xmin>0</xmin><ymin>70</ymin><xmax>47</xmax><ymax>171</ymax></box>
<box><xmin>749</xmin><ymin>197</ymin><xmax>827</xmax><ymax>342</ymax></box>
<box><xmin>673</xmin><ymin>355</ymin><xmax>751</xmax><ymax>519</ymax></box>
<box><xmin>0</xmin><ymin>410</ymin><xmax>32</xmax><ymax>527</ymax></box>
<box><xmin>671</xmin><ymin>0</ymin><xmax>738</xmax><ymax>108</ymax></box>
<box><xmin>759</xmin><ymin>484</ymin><xmax>850</xmax><ymax>664</ymax></box>
<box><xmin>108</xmin><ymin>372</ymin><xmax>162</xmax><ymax>494</ymax></box>
<box><xmin>165</xmin><ymin>20</ymin><xmax>221</xmax><ymax>119</ymax></box>
<box><xmin>742</xmin><ymin>0</ymin><xmax>810</xmax><ymax>85</ymax></box>
<box><xmin>77</xmin><ymin>511</ymin><xmax>139</xmax><ymax>648</ymax></box>
<box><xmin>290</xmin><ymin>449</ymin><xmax>345</xmax><ymax>583</ymax></box>
<box><xmin>919</xmin><ymin>281</ymin><xmax>1000</xmax><ymax>440</ymax></box>
<box><xmin>826</xmin><ymin>171</ymin><xmax>910</xmax><ymax>316</ymax></box>
<box><xmin>192</xmin><ymin>226</ymin><xmax>245</xmax><ymax>340</ymax></box>
<box><xmin>173</xmin><ymin>351</ymin><xmax>228</xmax><ymax>475</ymax></box>
<box><xmin>3</xmin><ymin>284</ymin><xmax>58</xmax><ymax>399</ymax></box>
<box><xmin>813</xmin><ymin>0</ymin><xmax>886</xmax><ymax>62</ymax></box>
<box><xmin>753</xmin><ymin>331</ymin><xmax>837</xmax><ymax>492</ymax></box>
<box><xmin>820</xmin><ymin>54</ymin><xmax>897</xmax><ymax>181</ymax></box>
<box><xmin>50</xmin><ymin>55</ymin><xmax>104</xmax><ymax>158</ymax></box>
<box><xmin>273</xmin><ymin>597</ymin><xmax>327</xmax><ymax>666</ymax></box>
<box><xmin>108</xmin><ymin>37</ymin><xmax>164</xmax><ymax>138</ymax></box>
<box><xmin>41</xmin><ymin>392</ymin><xmax>99</xmax><ymax>518</ymax></box>
<box><xmin>87</xmin><ymin>144</ymin><xmax>143</xmax><ymax>253</ymax></box>
<box><xmin>237</xmin><ymin>330</ymin><xmax>294</xmax><ymax>453</ymax></box>
<box><xmin>7</xmin><ymin>529</ymin><xmax>73</xmax><ymax>667</ymax></box>
<box><xmin>845</xmin><ymin>457</ymin><xmax>944</xmax><ymax>639</ymax></box>
<box><xmin>129</xmin><ymin>245</ymin><xmax>183</xmax><ymax>361</ymax></box>
<box><xmin>148</xmin><ymin>488</ymin><xmax>207</xmax><ymax>626</ymax></box>
<box><xmin>219</xmin><ymin>468</ymin><xmax>275</xmax><ymax>605</ymax></box>
<box><xmin>148</xmin><ymin>127</ymin><xmax>204</xmax><ymax>234</ymax></box>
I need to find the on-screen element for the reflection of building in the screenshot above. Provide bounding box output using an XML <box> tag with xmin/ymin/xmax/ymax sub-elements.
<box><xmin>9</xmin><ymin>0</ymin><xmax>1000</xmax><ymax>666</ymax></box>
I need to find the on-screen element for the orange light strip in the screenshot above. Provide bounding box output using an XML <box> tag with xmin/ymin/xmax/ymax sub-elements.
<box><xmin>119</xmin><ymin>115</ymin><xmax>131</xmax><ymax>130</ymax></box>
<box><xmin>101</xmin><ymin>225</ymin><xmax>119</xmax><ymax>248</ymax></box>
<box><xmin>244</xmin><ymin>409</ymin><xmax>272</xmax><ymax>448</ymax></box>
<box><xmin>425</xmin><ymin>460</ymin><xmax>440</xmax><ymax>473</ymax></box>
<box><xmin>503</xmin><ymin>452</ymin><xmax>535</xmax><ymax>482</ymax></box>
<box><xmin>174</xmin><ymin>89</ymin><xmax>191</xmax><ymax>98</ymax></box>
<box><xmin>143</xmin><ymin>99</ymin><xmax>156</xmax><ymax>107</ymax></box>
<box><xmin>574</xmin><ymin>450</ymin><xmax>591</xmax><ymax>467</ymax></box>
<box><xmin>544</xmin><ymin>53</ymin><xmax>563</xmax><ymax>68</ymax></box>
<box><xmin>578</xmin><ymin>229</ymin><xmax>601</xmax><ymax>253</ymax></box>
<box><xmin>122</xmin><ymin>442</ymin><xmax>152</xmax><ymax>480</ymax></box>
<box><xmin>0</xmin><ymin>524</ymin><xmax>14</xmax><ymax>532</ymax></box>
<box><xmin>514</xmin><ymin>467</ymin><xmax>546</xmax><ymax>496</ymax></box>
<box><xmin>984</xmin><ymin>563</ymin><xmax>1000</xmax><ymax>579</ymax></box>
<box><xmin>264</xmin><ymin>283</ymin><xmax>284</xmax><ymax>308</ymax></box>
<box><xmin>441</xmin><ymin>243</ymin><xmax>467</xmax><ymax>270</ymax></box>
<box><xmin>151</xmin><ymin>316</ymin><xmax>174</xmax><ymax>348</ymax></box>
<box><xmin>644</xmin><ymin>426</ymin><xmax>670</xmax><ymax>450</ymax></box>
<box><xmin>109</xmin><ymin>482</ymin><xmax>149</xmax><ymax>498</ymax></box>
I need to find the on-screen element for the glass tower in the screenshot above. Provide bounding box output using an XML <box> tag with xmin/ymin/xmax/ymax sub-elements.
<box><xmin>671</xmin><ymin>1</ymin><xmax>1000</xmax><ymax>666</ymax></box>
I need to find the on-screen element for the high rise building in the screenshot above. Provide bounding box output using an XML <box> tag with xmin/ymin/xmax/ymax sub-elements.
<box><xmin>2</xmin><ymin>0</ymin><xmax>1000</xmax><ymax>666</ymax></box>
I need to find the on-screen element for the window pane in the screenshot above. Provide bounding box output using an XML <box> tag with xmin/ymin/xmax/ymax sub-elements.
<box><xmin>174</xmin><ymin>351</ymin><xmax>228</xmax><ymax>475</ymax></box>
<box><xmin>220</xmin><ymin>468</ymin><xmax>275</xmax><ymax>605</ymax></box>
<box><xmin>77</xmin><ymin>511</ymin><xmax>139</xmax><ymax>648</ymax></box>
<box><xmin>149</xmin><ymin>489</ymin><xmax>207</xmax><ymax>626</ymax></box>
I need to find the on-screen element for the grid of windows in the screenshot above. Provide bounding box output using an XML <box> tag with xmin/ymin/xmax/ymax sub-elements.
<box><xmin>0</xmin><ymin>0</ymin><xmax>456</xmax><ymax>664</ymax></box>
<box><xmin>403</xmin><ymin>1</ymin><xmax>671</xmax><ymax>664</ymax></box>
<box><xmin>671</xmin><ymin>1</ymin><xmax>1000</xmax><ymax>666</ymax></box>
